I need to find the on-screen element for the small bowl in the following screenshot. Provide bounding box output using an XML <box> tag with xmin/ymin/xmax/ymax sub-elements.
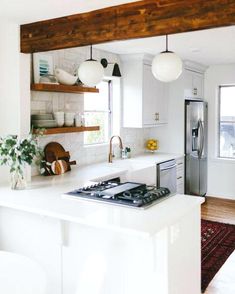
<box><xmin>65</xmin><ymin>121</ymin><xmax>74</xmax><ymax>127</ymax></box>
<box><xmin>31</xmin><ymin>113</ymin><xmax>53</xmax><ymax>120</ymax></box>
<box><xmin>54</xmin><ymin>68</ymin><xmax>78</xmax><ymax>86</ymax></box>
<box><xmin>32</xmin><ymin>119</ymin><xmax>57</xmax><ymax>128</ymax></box>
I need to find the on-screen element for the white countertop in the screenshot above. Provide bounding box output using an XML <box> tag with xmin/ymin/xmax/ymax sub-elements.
<box><xmin>0</xmin><ymin>152</ymin><xmax>203</xmax><ymax>237</ymax></box>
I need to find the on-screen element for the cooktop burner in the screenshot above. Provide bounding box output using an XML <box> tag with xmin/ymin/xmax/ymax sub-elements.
<box><xmin>66</xmin><ymin>179</ymin><xmax>171</xmax><ymax>209</ymax></box>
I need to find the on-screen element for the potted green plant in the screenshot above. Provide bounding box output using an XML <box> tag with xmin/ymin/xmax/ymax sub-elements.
<box><xmin>0</xmin><ymin>133</ymin><xmax>41</xmax><ymax>190</ymax></box>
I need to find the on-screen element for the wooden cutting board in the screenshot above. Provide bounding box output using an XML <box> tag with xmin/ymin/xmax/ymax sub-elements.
<box><xmin>44</xmin><ymin>142</ymin><xmax>76</xmax><ymax>174</ymax></box>
<box><xmin>51</xmin><ymin>159</ymin><xmax>68</xmax><ymax>175</ymax></box>
<box><xmin>44</xmin><ymin>142</ymin><xmax>69</xmax><ymax>163</ymax></box>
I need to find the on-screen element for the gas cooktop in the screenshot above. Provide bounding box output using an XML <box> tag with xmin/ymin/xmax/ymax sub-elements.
<box><xmin>66</xmin><ymin>178</ymin><xmax>171</xmax><ymax>209</ymax></box>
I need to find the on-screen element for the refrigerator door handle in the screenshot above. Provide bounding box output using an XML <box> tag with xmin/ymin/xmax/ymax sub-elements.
<box><xmin>198</xmin><ymin>119</ymin><xmax>204</xmax><ymax>159</ymax></box>
<box><xmin>192</xmin><ymin>128</ymin><xmax>198</xmax><ymax>152</ymax></box>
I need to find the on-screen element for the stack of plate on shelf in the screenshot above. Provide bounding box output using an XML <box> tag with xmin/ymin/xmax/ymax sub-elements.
<box><xmin>31</xmin><ymin>114</ymin><xmax>57</xmax><ymax>128</ymax></box>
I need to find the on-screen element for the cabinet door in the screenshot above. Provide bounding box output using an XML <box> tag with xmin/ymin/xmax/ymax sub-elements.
<box><xmin>143</xmin><ymin>64</ymin><xmax>167</xmax><ymax>126</ymax></box>
<box><xmin>192</xmin><ymin>72</ymin><xmax>203</xmax><ymax>98</ymax></box>
<box><xmin>0</xmin><ymin>208</ymin><xmax>62</xmax><ymax>294</ymax></box>
<box><xmin>176</xmin><ymin>157</ymin><xmax>185</xmax><ymax>194</ymax></box>
<box><xmin>184</xmin><ymin>70</ymin><xmax>204</xmax><ymax>99</ymax></box>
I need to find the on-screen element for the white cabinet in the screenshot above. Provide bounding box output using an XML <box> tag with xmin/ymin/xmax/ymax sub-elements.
<box><xmin>176</xmin><ymin>157</ymin><xmax>184</xmax><ymax>194</ymax></box>
<box><xmin>121</xmin><ymin>54</ymin><xmax>168</xmax><ymax>128</ymax></box>
<box><xmin>143</xmin><ymin>64</ymin><xmax>168</xmax><ymax>125</ymax></box>
<box><xmin>184</xmin><ymin>67</ymin><xmax>204</xmax><ymax>100</ymax></box>
<box><xmin>62</xmin><ymin>200</ymin><xmax>202</xmax><ymax>294</ymax></box>
<box><xmin>0</xmin><ymin>208</ymin><xmax>62</xmax><ymax>294</ymax></box>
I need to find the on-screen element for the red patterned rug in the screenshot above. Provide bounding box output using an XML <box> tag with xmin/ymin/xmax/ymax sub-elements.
<box><xmin>201</xmin><ymin>219</ymin><xmax>235</xmax><ymax>292</ymax></box>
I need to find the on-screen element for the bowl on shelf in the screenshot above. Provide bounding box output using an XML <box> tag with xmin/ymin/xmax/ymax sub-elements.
<box><xmin>31</xmin><ymin>113</ymin><xmax>53</xmax><ymax>121</ymax></box>
<box><xmin>64</xmin><ymin>112</ymin><xmax>75</xmax><ymax>127</ymax></box>
<box><xmin>54</xmin><ymin>68</ymin><xmax>78</xmax><ymax>86</ymax></box>
<box><xmin>53</xmin><ymin>112</ymin><xmax>64</xmax><ymax>127</ymax></box>
<box><xmin>39</xmin><ymin>74</ymin><xmax>59</xmax><ymax>84</ymax></box>
<box><xmin>31</xmin><ymin>119</ymin><xmax>57</xmax><ymax>128</ymax></box>
<box><xmin>64</xmin><ymin>121</ymin><xmax>74</xmax><ymax>127</ymax></box>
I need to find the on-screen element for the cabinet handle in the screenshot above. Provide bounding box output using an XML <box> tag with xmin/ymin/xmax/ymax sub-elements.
<box><xmin>155</xmin><ymin>112</ymin><xmax>159</xmax><ymax>121</ymax></box>
<box><xmin>177</xmin><ymin>176</ymin><xmax>183</xmax><ymax>180</ymax></box>
<box><xmin>193</xmin><ymin>88</ymin><xmax>198</xmax><ymax>95</ymax></box>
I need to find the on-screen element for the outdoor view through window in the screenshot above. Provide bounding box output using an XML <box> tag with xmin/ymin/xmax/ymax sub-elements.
<box><xmin>84</xmin><ymin>81</ymin><xmax>111</xmax><ymax>145</ymax></box>
<box><xmin>219</xmin><ymin>85</ymin><xmax>235</xmax><ymax>158</ymax></box>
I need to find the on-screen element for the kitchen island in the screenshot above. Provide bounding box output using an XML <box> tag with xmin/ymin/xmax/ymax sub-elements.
<box><xmin>0</xmin><ymin>153</ymin><xmax>203</xmax><ymax>294</ymax></box>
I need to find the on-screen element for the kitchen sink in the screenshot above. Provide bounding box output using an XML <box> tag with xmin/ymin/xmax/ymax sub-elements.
<box><xmin>106</xmin><ymin>159</ymin><xmax>152</xmax><ymax>171</ymax></box>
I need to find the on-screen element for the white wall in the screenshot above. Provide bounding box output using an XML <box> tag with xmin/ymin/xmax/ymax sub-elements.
<box><xmin>0</xmin><ymin>21</ymin><xmax>20</xmax><ymax>136</ymax></box>
<box><xmin>205</xmin><ymin>64</ymin><xmax>235</xmax><ymax>199</ymax></box>
<box><xmin>0</xmin><ymin>20</ymin><xmax>30</xmax><ymax>184</ymax></box>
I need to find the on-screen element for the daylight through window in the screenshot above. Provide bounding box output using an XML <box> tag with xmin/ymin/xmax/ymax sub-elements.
<box><xmin>219</xmin><ymin>85</ymin><xmax>235</xmax><ymax>158</ymax></box>
<box><xmin>84</xmin><ymin>80</ymin><xmax>111</xmax><ymax>145</ymax></box>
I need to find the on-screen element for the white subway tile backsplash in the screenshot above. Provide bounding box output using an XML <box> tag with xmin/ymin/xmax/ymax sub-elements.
<box><xmin>31</xmin><ymin>101</ymin><xmax>47</xmax><ymax>111</ymax></box>
<box><xmin>64</xmin><ymin>51</ymin><xmax>80</xmax><ymax>62</ymax></box>
<box><xmin>64</xmin><ymin>93</ymin><xmax>83</xmax><ymax>103</ymax></box>
<box><xmin>52</xmin><ymin>96</ymin><xmax>59</xmax><ymax>112</ymax></box>
<box><xmin>45</xmin><ymin>101</ymin><xmax>53</xmax><ymax>113</ymax></box>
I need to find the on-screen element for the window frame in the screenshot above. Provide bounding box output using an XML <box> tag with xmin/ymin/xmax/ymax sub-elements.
<box><xmin>218</xmin><ymin>85</ymin><xmax>235</xmax><ymax>159</ymax></box>
<box><xmin>84</xmin><ymin>79</ymin><xmax>112</xmax><ymax>146</ymax></box>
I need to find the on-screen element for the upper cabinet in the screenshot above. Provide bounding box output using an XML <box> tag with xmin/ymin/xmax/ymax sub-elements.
<box><xmin>183</xmin><ymin>61</ymin><xmax>206</xmax><ymax>100</ymax></box>
<box><xmin>121</xmin><ymin>54</ymin><xmax>168</xmax><ymax>128</ymax></box>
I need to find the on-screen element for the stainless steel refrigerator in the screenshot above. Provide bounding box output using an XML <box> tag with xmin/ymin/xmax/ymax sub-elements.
<box><xmin>185</xmin><ymin>100</ymin><xmax>208</xmax><ymax>196</ymax></box>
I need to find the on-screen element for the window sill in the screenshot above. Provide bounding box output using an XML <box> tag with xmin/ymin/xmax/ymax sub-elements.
<box><xmin>209</xmin><ymin>157</ymin><xmax>235</xmax><ymax>164</ymax></box>
<box><xmin>84</xmin><ymin>142</ymin><xmax>109</xmax><ymax>148</ymax></box>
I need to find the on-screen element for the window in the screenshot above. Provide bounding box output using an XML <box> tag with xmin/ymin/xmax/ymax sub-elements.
<box><xmin>219</xmin><ymin>85</ymin><xmax>235</xmax><ymax>158</ymax></box>
<box><xmin>84</xmin><ymin>80</ymin><xmax>111</xmax><ymax>145</ymax></box>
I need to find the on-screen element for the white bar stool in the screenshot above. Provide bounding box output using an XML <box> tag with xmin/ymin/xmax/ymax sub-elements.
<box><xmin>0</xmin><ymin>251</ymin><xmax>47</xmax><ymax>294</ymax></box>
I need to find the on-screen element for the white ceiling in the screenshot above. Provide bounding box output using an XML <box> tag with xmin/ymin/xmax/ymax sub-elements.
<box><xmin>95</xmin><ymin>26</ymin><xmax>235</xmax><ymax>66</ymax></box>
<box><xmin>0</xmin><ymin>0</ymin><xmax>139</xmax><ymax>24</ymax></box>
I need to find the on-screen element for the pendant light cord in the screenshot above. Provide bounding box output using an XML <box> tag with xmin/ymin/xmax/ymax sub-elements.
<box><xmin>166</xmin><ymin>34</ymin><xmax>168</xmax><ymax>52</ymax></box>
<box><xmin>90</xmin><ymin>44</ymin><xmax>93</xmax><ymax>60</ymax></box>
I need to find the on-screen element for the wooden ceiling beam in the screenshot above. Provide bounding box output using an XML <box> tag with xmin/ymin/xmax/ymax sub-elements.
<box><xmin>20</xmin><ymin>0</ymin><xmax>235</xmax><ymax>53</ymax></box>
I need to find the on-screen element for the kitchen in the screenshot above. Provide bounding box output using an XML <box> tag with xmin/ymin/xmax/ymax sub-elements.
<box><xmin>1</xmin><ymin>1</ymin><xmax>233</xmax><ymax>294</ymax></box>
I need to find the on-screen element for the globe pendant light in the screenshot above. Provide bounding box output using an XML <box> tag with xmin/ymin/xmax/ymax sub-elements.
<box><xmin>151</xmin><ymin>35</ymin><xmax>183</xmax><ymax>82</ymax></box>
<box><xmin>78</xmin><ymin>45</ymin><xmax>104</xmax><ymax>87</ymax></box>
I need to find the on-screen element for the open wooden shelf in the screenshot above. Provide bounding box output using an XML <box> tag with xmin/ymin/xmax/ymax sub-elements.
<box><xmin>31</xmin><ymin>83</ymin><xmax>99</xmax><ymax>94</ymax></box>
<box><xmin>33</xmin><ymin>126</ymin><xmax>100</xmax><ymax>135</ymax></box>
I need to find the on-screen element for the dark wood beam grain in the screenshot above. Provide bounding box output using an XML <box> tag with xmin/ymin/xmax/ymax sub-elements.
<box><xmin>21</xmin><ymin>0</ymin><xmax>235</xmax><ymax>53</ymax></box>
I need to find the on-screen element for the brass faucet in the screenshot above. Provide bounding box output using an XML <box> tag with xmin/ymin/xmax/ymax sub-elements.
<box><xmin>108</xmin><ymin>135</ymin><xmax>123</xmax><ymax>163</ymax></box>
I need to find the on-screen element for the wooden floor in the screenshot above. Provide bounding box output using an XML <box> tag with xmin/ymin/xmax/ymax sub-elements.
<box><xmin>201</xmin><ymin>196</ymin><xmax>235</xmax><ymax>294</ymax></box>
<box><xmin>202</xmin><ymin>196</ymin><xmax>235</xmax><ymax>225</ymax></box>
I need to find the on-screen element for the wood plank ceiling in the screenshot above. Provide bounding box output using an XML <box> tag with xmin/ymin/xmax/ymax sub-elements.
<box><xmin>21</xmin><ymin>0</ymin><xmax>235</xmax><ymax>53</ymax></box>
